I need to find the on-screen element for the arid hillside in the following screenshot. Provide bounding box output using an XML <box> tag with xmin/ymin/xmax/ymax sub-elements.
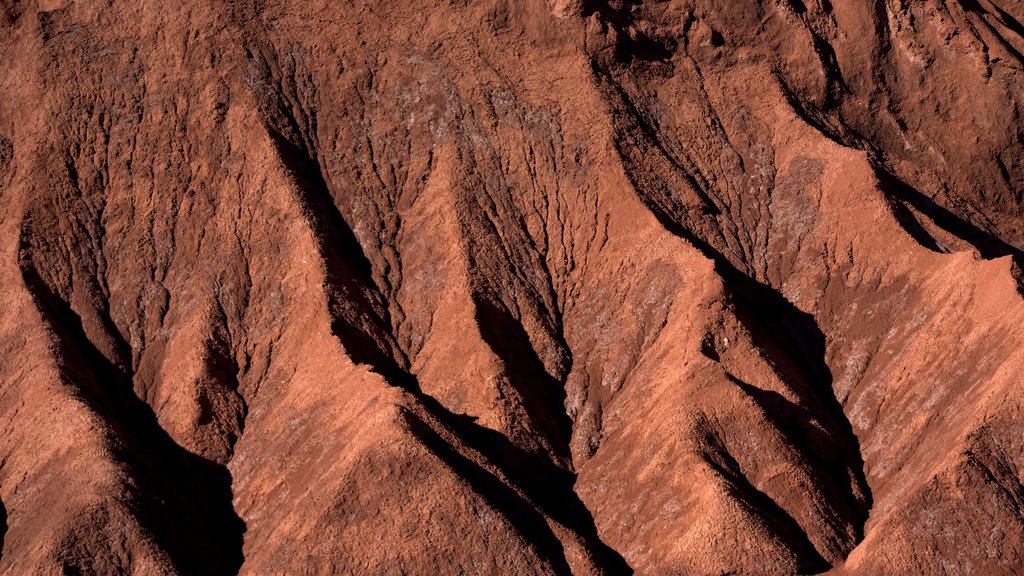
<box><xmin>1</xmin><ymin>0</ymin><xmax>1023</xmax><ymax>574</ymax></box>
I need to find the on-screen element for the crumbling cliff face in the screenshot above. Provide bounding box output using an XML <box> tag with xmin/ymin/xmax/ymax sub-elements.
<box><xmin>1</xmin><ymin>0</ymin><xmax>1022</xmax><ymax>573</ymax></box>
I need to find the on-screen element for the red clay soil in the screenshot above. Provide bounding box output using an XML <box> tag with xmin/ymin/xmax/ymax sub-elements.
<box><xmin>1</xmin><ymin>0</ymin><xmax>1024</xmax><ymax>574</ymax></box>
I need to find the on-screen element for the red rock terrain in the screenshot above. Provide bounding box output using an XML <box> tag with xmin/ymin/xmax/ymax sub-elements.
<box><xmin>1</xmin><ymin>0</ymin><xmax>1023</xmax><ymax>573</ymax></box>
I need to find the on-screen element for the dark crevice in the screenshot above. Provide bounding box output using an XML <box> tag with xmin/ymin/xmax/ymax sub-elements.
<box><xmin>595</xmin><ymin>64</ymin><xmax>721</xmax><ymax>217</ymax></box>
<box><xmin>202</xmin><ymin>308</ymin><xmax>248</xmax><ymax>462</ymax></box>
<box><xmin>331</xmin><ymin>296</ymin><xmax>633</xmax><ymax>572</ymax></box>
<box><xmin>18</xmin><ymin>261</ymin><xmax>245</xmax><ymax>576</ymax></box>
<box><xmin>964</xmin><ymin>0</ymin><xmax>1024</xmax><ymax>64</ymax></box>
<box><xmin>595</xmin><ymin>55</ymin><xmax>875</xmax><ymax>568</ymax></box>
<box><xmin>786</xmin><ymin>0</ymin><xmax>809</xmax><ymax>15</ymax></box>
<box><xmin>0</xmin><ymin>498</ymin><xmax>6</xmax><ymax>562</ymax></box>
<box><xmin>776</xmin><ymin>69</ymin><xmax>1024</xmax><ymax>274</ymax></box>
<box><xmin>581</xmin><ymin>0</ymin><xmax>674</xmax><ymax>64</ymax></box>
<box><xmin>725</xmin><ymin>265</ymin><xmax>872</xmax><ymax>564</ymax></box>
<box><xmin>402</xmin><ymin>409</ymin><xmax>573</xmax><ymax>575</ymax></box>
<box><xmin>990</xmin><ymin>1</ymin><xmax>1024</xmax><ymax>41</ymax></box>
<box><xmin>726</xmin><ymin>372</ymin><xmax>870</xmax><ymax>566</ymax></box>
<box><xmin>61</xmin><ymin>155</ymin><xmax>135</xmax><ymax>374</ymax></box>
<box><xmin>808</xmin><ymin>28</ymin><xmax>851</xmax><ymax>106</ymax></box>
<box><xmin>473</xmin><ymin>296</ymin><xmax>574</xmax><ymax>465</ymax></box>
<box><xmin>874</xmin><ymin>168</ymin><xmax>1024</xmax><ymax>262</ymax></box>
<box><xmin>405</xmin><ymin>384</ymin><xmax>631</xmax><ymax>575</ymax></box>
<box><xmin>884</xmin><ymin>194</ymin><xmax>947</xmax><ymax>253</ymax></box>
<box><xmin>266</xmin><ymin>127</ymin><xmax>409</xmax><ymax>372</ymax></box>
<box><xmin>344</xmin><ymin>271</ymin><xmax>631</xmax><ymax>571</ymax></box>
<box><xmin>700</xmin><ymin>420</ymin><xmax>830</xmax><ymax>574</ymax></box>
<box><xmin>268</xmin><ymin>122</ymin><xmax>631</xmax><ymax>574</ymax></box>
<box><xmin>626</xmin><ymin>189</ymin><xmax>872</xmax><ymax>569</ymax></box>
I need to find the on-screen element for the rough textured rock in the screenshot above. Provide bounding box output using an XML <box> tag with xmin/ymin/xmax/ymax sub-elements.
<box><xmin>0</xmin><ymin>0</ymin><xmax>1022</xmax><ymax>574</ymax></box>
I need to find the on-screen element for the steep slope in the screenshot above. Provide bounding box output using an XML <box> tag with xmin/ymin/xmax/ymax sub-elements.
<box><xmin>0</xmin><ymin>0</ymin><xmax>1022</xmax><ymax>574</ymax></box>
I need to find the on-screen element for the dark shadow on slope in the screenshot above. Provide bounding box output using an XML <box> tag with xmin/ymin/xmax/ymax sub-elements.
<box><xmin>884</xmin><ymin>194</ymin><xmax>946</xmax><ymax>253</ymax></box>
<box><xmin>726</xmin><ymin>372</ymin><xmax>870</xmax><ymax>562</ymax></box>
<box><xmin>19</xmin><ymin>265</ymin><xmax>245</xmax><ymax>576</ymax></box>
<box><xmin>313</xmin><ymin>250</ymin><xmax>630</xmax><ymax>569</ymax></box>
<box><xmin>268</xmin><ymin>124</ymin><xmax>631</xmax><ymax>574</ymax></box>
<box><xmin>960</xmin><ymin>0</ymin><xmax>1024</xmax><ymax>64</ymax></box>
<box><xmin>308</xmin><ymin>251</ymin><xmax>633</xmax><ymax>571</ymax></box>
<box><xmin>0</xmin><ymin>498</ymin><xmax>6</xmax><ymax>561</ymax></box>
<box><xmin>874</xmin><ymin>168</ymin><xmax>1024</xmax><ymax>262</ymax></box>
<box><xmin>580</xmin><ymin>0</ymin><xmax>674</xmax><ymax>63</ymax></box>
<box><xmin>473</xmin><ymin>297</ymin><xmax>573</xmax><ymax>464</ymax></box>
<box><xmin>627</xmin><ymin>193</ymin><xmax>872</xmax><ymax>570</ymax></box>
<box><xmin>595</xmin><ymin>65</ymin><xmax>721</xmax><ymax>217</ymax></box>
<box><xmin>723</xmin><ymin>259</ymin><xmax>872</xmax><ymax>570</ymax></box>
<box><xmin>412</xmin><ymin>389</ymin><xmax>632</xmax><ymax>575</ymax></box>
<box><xmin>698</xmin><ymin>418</ymin><xmax>829</xmax><ymax>574</ymax></box>
<box><xmin>61</xmin><ymin>156</ymin><xmax>135</xmax><ymax>374</ymax></box>
<box><xmin>775</xmin><ymin>70</ymin><xmax>1024</xmax><ymax>268</ymax></box>
<box><xmin>726</xmin><ymin>373</ymin><xmax>843</xmax><ymax>475</ymax></box>
<box><xmin>402</xmin><ymin>409</ymin><xmax>574</xmax><ymax>574</ymax></box>
<box><xmin>314</xmin><ymin>264</ymin><xmax>633</xmax><ymax>572</ymax></box>
<box><xmin>266</xmin><ymin>128</ymin><xmax>412</xmax><ymax>377</ymax></box>
<box><xmin>990</xmin><ymin>1</ymin><xmax>1024</xmax><ymax>41</ymax></box>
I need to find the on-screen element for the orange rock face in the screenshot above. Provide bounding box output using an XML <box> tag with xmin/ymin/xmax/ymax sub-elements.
<box><xmin>1</xmin><ymin>0</ymin><xmax>1023</xmax><ymax>574</ymax></box>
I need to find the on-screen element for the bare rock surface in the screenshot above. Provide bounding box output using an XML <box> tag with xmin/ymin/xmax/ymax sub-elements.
<box><xmin>1</xmin><ymin>0</ymin><xmax>1023</xmax><ymax>574</ymax></box>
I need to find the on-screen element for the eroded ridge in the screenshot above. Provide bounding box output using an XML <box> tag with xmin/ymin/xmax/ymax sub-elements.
<box><xmin>0</xmin><ymin>0</ymin><xmax>1022</xmax><ymax>574</ymax></box>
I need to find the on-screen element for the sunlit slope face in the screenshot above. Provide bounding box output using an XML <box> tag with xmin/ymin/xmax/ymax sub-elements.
<box><xmin>0</xmin><ymin>0</ymin><xmax>1022</xmax><ymax>574</ymax></box>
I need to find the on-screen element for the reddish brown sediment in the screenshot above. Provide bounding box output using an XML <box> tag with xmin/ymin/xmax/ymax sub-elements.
<box><xmin>1</xmin><ymin>1</ymin><xmax>1023</xmax><ymax>574</ymax></box>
